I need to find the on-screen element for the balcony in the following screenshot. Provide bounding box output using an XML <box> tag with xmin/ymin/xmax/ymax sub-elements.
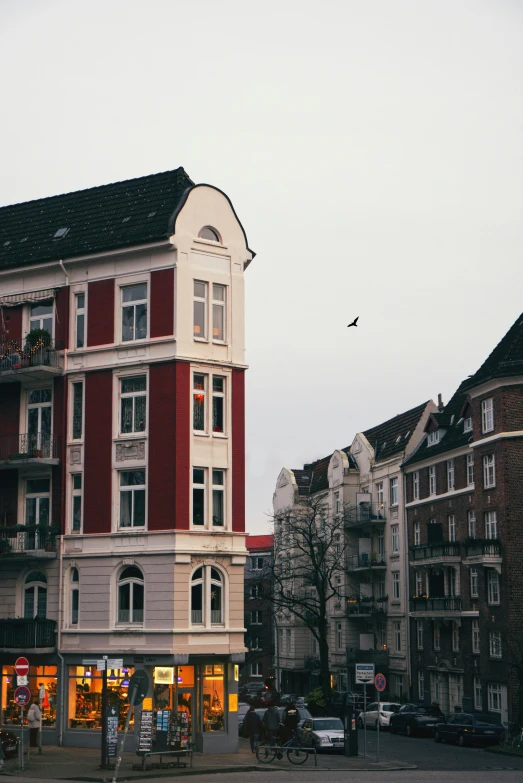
<box><xmin>347</xmin><ymin>595</ymin><xmax>388</xmax><ymax>617</ymax></box>
<box><xmin>0</xmin><ymin>339</ymin><xmax>63</xmax><ymax>384</ymax></box>
<box><xmin>463</xmin><ymin>538</ymin><xmax>502</xmax><ymax>568</ymax></box>
<box><xmin>409</xmin><ymin>596</ymin><xmax>463</xmax><ymax>617</ymax></box>
<box><xmin>0</xmin><ymin>433</ymin><xmax>60</xmax><ymax>468</ymax></box>
<box><xmin>0</xmin><ymin>527</ymin><xmax>59</xmax><ymax>559</ymax></box>
<box><xmin>409</xmin><ymin>542</ymin><xmax>461</xmax><ymax>566</ymax></box>
<box><xmin>347</xmin><ymin>553</ymin><xmax>387</xmax><ymax>572</ymax></box>
<box><xmin>344</xmin><ymin>503</ymin><xmax>386</xmax><ymax>529</ymax></box>
<box><xmin>347</xmin><ymin>648</ymin><xmax>389</xmax><ymax>668</ymax></box>
<box><xmin>0</xmin><ymin>618</ymin><xmax>57</xmax><ymax>649</ymax></box>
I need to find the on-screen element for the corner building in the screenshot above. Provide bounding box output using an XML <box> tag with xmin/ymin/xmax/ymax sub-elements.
<box><xmin>403</xmin><ymin>313</ymin><xmax>523</xmax><ymax>727</ymax></box>
<box><xmin>0</xmin><ymin>168</ymin><xmax>252</xmax><ymax>752</ymax></box>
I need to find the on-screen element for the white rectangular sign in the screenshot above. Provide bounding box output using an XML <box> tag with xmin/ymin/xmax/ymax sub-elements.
<box><xmin>355</xmin><ymin>663</ymin><xmax>375</xmax><ymax>684</ymax></box>
<box><xmin>107</xmin><ymin>658</ymin><xmax>124</xmax><ymax>669</ymax></box>
<box><xmin>17</xmin><ymin>675</ymin><xmax>28</xmax><ymax>686</ymax></box>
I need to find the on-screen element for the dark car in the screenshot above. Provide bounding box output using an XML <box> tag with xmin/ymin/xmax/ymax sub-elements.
<box><xmin>1</xmin><ymin>729</ymin><xmax>19</xmax><ymax>759</ymax></box>
<box><xmin>258</xmin><ymin>690</ymin><xmax>280</xmax><ymax>707</ymax></box>
<box><xmin>389</xmin><ymin>703</ymin><xmax>440</xmax><ymax>737</ymax></box>
<box><xmin>434</xmin><ymin>712</ymin><xmax>504</xmax><ymax>747</ymax></box>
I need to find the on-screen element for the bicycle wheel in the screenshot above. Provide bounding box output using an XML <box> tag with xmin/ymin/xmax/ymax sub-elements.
<box><xmin>287</xmin><ymin>745</ymin><xmax>309</xmax><ymax>765</ymax></box>
<box><xmin>256</xmin><ymin>743</ymin><xmax>277</xmax><ymax>763</ymax></box>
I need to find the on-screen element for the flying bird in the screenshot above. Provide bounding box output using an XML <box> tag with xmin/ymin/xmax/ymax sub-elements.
<box><xmin>347</xmin><ymin>317</ymin><xmax>359</xmax><ymax>328</ymax></box>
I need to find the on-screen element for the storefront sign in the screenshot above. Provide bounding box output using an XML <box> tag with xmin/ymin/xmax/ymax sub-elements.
<box><xmin>137</xmin><ymin>710</ymin><xmax>153</xmax><ymax>753</ymax></box>
<box><xmin>142</xmin><ymin>697</ymin><xmax>152</xmax><ymax>710</ymax></box>
<box><xmin>107</xmin><ymin>658</ymin><xmax>123</xmax><ymax>669</ymax></box>
<box><xmin>234</xmin><ymin>665</ymin><xmax>239</xmax><ymax>681</ymax></box>
<box><xmin>106</xmin><ymin>706</ymin><xmax>118</xmax><ymax>758</ymax></box>
<box><xmin>154</xmin><ymin>667</ymin><xmax>174</xmax><ymax>685</ymax></box>
<box><xmin>229</xmin><ymin>693</ymin><xmax>238</xmax><ymax>712</ymax></box>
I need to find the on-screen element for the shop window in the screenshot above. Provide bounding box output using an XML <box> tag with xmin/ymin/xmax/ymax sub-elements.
<box><xmin>24</xmin><ymin>570</ymin><xmax>47</xmax><ymax>618</ymax></box>
<box><xmin>203</xmin><ymin>664</ymin><xmax>225</xmax><ymax>732</ymax></box>
<box><xmin>153</xmin><ymin>665</ymin><xmax>195</xmax><ymax>747</ymax></box>
<box><xmin>191</xmin><ymin>565</ymin><xmax>225</xmax><ymax>627</ymax></box>
<box><xmin>117</xmin><ymin>566</ymin><xmax>144</xmax><ymax>624</ymax></box>
<box><xmin>68</xmin><ymin>665</ymin><xmax>134</xmax><ymax>729</ymax></box>
<box><xmin>1</xmin><ymin>665</ymin><xmax>57</xmax><ymax>726</ymax></box>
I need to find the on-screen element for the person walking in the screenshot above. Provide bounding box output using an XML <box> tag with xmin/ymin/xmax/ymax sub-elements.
<box><xmin>27</xmin><ymin>700</ymin><xmax>42</xmax><ymax>748</ymax></box>
<box><xmin>262</xmin><ymin>704</ymin><xmax>281</xmax><ymax>745</ymax></box>
<box><xmin>244</xmin><ymin>705</ymin><xmax>262</xmax><ymax>753</ymax></box>
<box><xmin>282</xmin><ymin>702</ymin><xmax>299</xmax><ymax>743</ymax></box>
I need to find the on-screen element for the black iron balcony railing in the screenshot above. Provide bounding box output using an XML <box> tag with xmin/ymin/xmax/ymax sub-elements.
<box><xmin>0</xmin><ymin>338</ymin><xmax>63</xmax><ymax>374</ymax></box>
<box><xmin>410</xmin><ymin>542</ymin><xmax>461</xmax><ymax>561</ymax></box>
<box><xmin>409</xmin><ymin>596</ymin><xmax>461</xmax><ymax>612</ymax></box>
<box><xmin>347</xmin><ymin>648</ymin><xmax>389</xmax><ymax>667</ymax></box>
<box><xmin>0</xmin><ymin>618</ymin><xmax>57</xmax><ymax>648</ymax></box>
<box><xmin>346</xmin><ymin>595</ymin><xmax>388</xmax><ymax>616</ymax></box>
<box><xmin>0</xmin><ymin>433</ymin><xmax>60</xmax><ymax>462</ymax></box>
<box><xmin>0</xmin><ymin>527</ymin><xmax>59</xmax><ymax>555</ymax></box>
<box><xmin>347</xmin><ymin>553</ymin><xmax>387</xmax><ymax>571</ymax></box>
<box><xmin>344</xmin><ymin>503</ymin><xmax>386</xmax><ymax>528</ymax></box>
<box><xmin>463</xmin><ymin>538</ymin><xmax>502</xmax><ymax>558</ymax></box>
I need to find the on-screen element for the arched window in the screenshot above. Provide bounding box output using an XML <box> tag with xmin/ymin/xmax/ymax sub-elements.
<box><xmin>71</xmin><ymin>567</ymin><xmax>79</xmax><ymax>625</ymax></box>
<box><xmin>191</xmin><ymin>566</ymin><xmax>224</xmax><ymax>627</ymax></box>
<box><xmin>198</xmin><ymin>226</ymin><xmax>220</xmax><ymax>243</ymax></box>
<box><xmin>117</xmin><ymin>566</ymin><xmax>144</xmax><ymax>624</ymax></box>
<box><xmin>24</xmin><ymin>570</ymin><xmax>47</xmax><ymax>619</ymax></box>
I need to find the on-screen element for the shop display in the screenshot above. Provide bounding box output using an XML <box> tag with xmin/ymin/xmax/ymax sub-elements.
<box><xmin>1</xmin><ymin>666</ymin><xmax>57</xmax><ymax>726</ymax></box>
<box><xmin>137</xmin><ymin>710</ymin><xmax>153</xmax><ymax>753</ymax></box>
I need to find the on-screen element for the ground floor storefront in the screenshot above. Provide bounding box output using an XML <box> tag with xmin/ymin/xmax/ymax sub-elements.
<box><xmin>1</xmin><ymin>652</ymin><xmax>241</xmax><ymax>754</ymax></box>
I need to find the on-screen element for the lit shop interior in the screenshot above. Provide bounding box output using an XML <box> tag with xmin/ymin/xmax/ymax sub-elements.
<box><xmin>1</xmin><ymin>665</ymin><xmax>58</xmax><ymax>726</ymax></box>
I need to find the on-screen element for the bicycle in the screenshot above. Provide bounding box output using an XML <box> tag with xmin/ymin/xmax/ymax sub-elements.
<box><xmin>256</xmin><ymin>731</ymin><xmax>309</xmax><ymax>765</ymax></box>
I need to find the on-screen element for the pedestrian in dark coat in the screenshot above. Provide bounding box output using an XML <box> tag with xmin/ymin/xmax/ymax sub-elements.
<box><xmin>244</xmin><ymin>706</ymin><xmax>262</xmax><ymax>752</ymax></box>
<box><xmin>262</xmin><ymin>704</ymin><xmax>281</xmax><ymax>744</ymax></box>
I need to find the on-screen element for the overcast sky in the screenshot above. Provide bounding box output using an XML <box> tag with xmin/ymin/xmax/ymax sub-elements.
<box><xmin>1</xmin><ymin>1</ymin><xmax>522</xmax><ymax>534</ymax></box>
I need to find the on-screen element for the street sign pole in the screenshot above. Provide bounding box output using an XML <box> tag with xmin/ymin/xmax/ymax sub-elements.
<box><xmin>111</xmin><ymin>683</ymin><xmax>138</xmax><ymax>783</ymax></box>
<box><xmin>19</xmin><ymin>706</ymin><xmax>24</xmax><ymax>772</ymax></box>
<box><xmin>377</xmin><ymin>688</ymin><xmax>380</xmax><ymax>763</ymax></box>
<box><xmin>101</xmin><ymin>656</ymin><xmax>108</xmax><ymax>769</ymax></box>
<box><xmin>363</xmin><ymin>686</ymin><xmax>367</xmax><ymax>758</ymax></box>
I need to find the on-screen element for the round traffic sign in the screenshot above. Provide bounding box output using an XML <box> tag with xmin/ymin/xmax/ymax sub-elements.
<box><xmin>375</xmin><ymin>673</ymin><xmax>386</xmax><ymax>692</ymax></box>
<box><xmin>128</xmin><ymin>670</ymin><xmax>150</xmax><ymax>705</ymax></box>
<box><xmin>15</xmin><ymin>657</ymin><xmax>29</xmax><ymax>677</ymax></box>
<box><xmin>14</xmin><ymin>686</ymin><xmax>31</xmax><ymax>706</ymax></box>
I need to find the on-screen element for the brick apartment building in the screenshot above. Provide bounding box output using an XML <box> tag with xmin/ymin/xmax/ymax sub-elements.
<box><xmin>403</xmin><ymin>312</ymin><xmax>523</xmax><ymax>726</ymax></box>
<box><xmin>242</xmin><ymin>535</ymin><xmax>274</xmax><ymax>687</ymax></box>
<box><xmin>0</xmin><ymin>168</ymin><xmax>252</xmax><ymax>752</ymax></box>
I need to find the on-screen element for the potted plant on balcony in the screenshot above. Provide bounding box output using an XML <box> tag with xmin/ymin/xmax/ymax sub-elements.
<box><xmin>24</xmin><ymin>328</ymin><xmax>52</xmax><ymax>366</ymax></box>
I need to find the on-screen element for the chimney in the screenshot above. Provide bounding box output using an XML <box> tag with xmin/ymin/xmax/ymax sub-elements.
<box><xmin>437</xmin><ymin>393</ymin><xmax>444</xmax><ymax>411</ymax></box>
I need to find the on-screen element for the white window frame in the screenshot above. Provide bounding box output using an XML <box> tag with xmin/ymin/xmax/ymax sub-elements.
<box><xmin>118</xmin><ymin>470</ymin><xmax>146</xmax><ymax>529</ymax></box>
<box><xmin>447</xmin><ymin>460</ymin><xmax>455</xmax><ymax>491</ymax></box>
<box><xmin>193</xmin><ymin>373</ymin><xmax>207</xmax><ymax>433</ymax></box>
<box><xmin>468</xmin><ymin>509</ymin><xmax>476</xmax><ymax>538</ymax></box>
<box><xmin>415</xmin><ymin>571</ymin><xmax>424</xmax><ymax>597</ymax></box>
<box><xmin>28</xmin><ymin>298</ymin><xmax>54</xmax><ymax>338</ymax></box>
<box><xmin>389</xmin><ymin>477</ymin><xmax>398</xmax><ymax>507</ymax></box>
<box><xmin>336</xmin><ymin>622</ymin><xmax>343</xmax><ymax>650</ymax></box>
<box><xmin>392</xmin><ymin>572</ymin><xmax>400</xmax><ymax>600</ymax></box>
<box><xmin>250</xmin><ymin>662</ymin><xmax>262</xmax><ymax>677</ymax></box>
<box><xmin>250</xmin><ymin>610</ymin><xmax>262</xmax><ymax>625</ymax></box>
<box><xmin>212</xmin><ymin>375</ymin><xmax>226</xmax><ymax>435</ymax></box>
<box><xmin>481</xmin><ymin>398</ymin><xmax>494</xmax><ymax>434</ymax></box>
<box><xmin>391</xmin><ymin>524</ymin><xmax>400</xmax><ymax>552</ymax></box>
<box><xmin>212</xmin><ymin>283</ymin><xmax>227</xmax><ymax>343</ymax></box>
<box><xmin>474</xmin><ymin>677</ymin><xmax>482</xmax><ymax>710</ymax></box>
<box><xmin>119</xmin><ymin>375</ymin><xmax>147</xmax><ymax>436</ymax></box>
<box><xmin>449</xmin><ymin>567</ymin><xmax>458</xmax><ymax>597</ymax></box>
<box><xmin>75</xmin><ymin>292</ymin><xmax>86</xmax><ymax>349</ymax></box>
<box><xmin>427</xmin><ymin>430</ymin><xmax>440</xmax><ymax>446</ymax></box>
<box><xmin>413</xmin><ymin>471</ymin><xmax>420</xmax><ymax>500</ymax></box>
<box><xmin>70</xmin><ymin>379</ymin><xmax>84</xmax><ymax>442</ymax></box>
<box><xmin>252</xmin><ymin>557</ymin><xmax>264</xmax><ymax>571</ymax></box>
<box><xmin>192</xmin><ymin>467</ymin><xmax>206</xmax><ymax>527</ymax></box>
<box><xmin>429</xmin><ymin>466</ymin><xmax>436</xmax><ymax>496</ymax></box>
<box><xmin>191</xmin><ymin>564</ymin><xmax>225</xmax><ymax>627</ymax></box>
<box><xmin>26</xmin><ymin>387</ymin><xmax>53</xmax><ymax>456</ymax></box>
<box><xmin>249</xmin><ymin>637</ymin><xmax>261</xmax><ymax>651</ymax></box>
<box><xmin>414</xmin><ymin>521</ymin><xmax>421</xmax><ymax>546</ymax></box>
<box><xmin>193</xmin><ymin>280</ymin><xmax>208</xmax><ymax>340</ymax></box>
<box><xmin>416</xmin><ymin>620</ymin><xmax>423</xmax><ymax>650</ymax></box>
<box><xmin>470</xmin><ymin>568</ymin><xmax>479</xmax><ymax>598</ymax></box>
<box><xmin>334</xmin><ymin>491</ymin><xmax>340</xmax><ymax>515</ymax></box>
<box><xmin>483</xmin><ymin>454</ymin><xmax>496</xmax><ymax>488</ymax></box>
<box><xmin>452</xmin><ymin>621</ymin><xmax>460</xmax><ymax>652</ymax></box>
<box><xmin>212</xmin><ymin>469</ymin><xmax>225</xmax><ymax>528</ymax></box>
<box><xmin>467</xmin><ymin>453</ymin><xmax>474</xmax><ymax>486</ymax></box>
<box><xmin>376</xmin><ymin>482</ymin><xmax>384</xmax><ymax>506</ymax></box>
<box><xmin>463</xmin><ymin>416</ymin><xmax>472</xmax><ymax>433</ymax></box>
<box><xmin>70</xmin><ymin>567</ymin><xmax>79</xmax><ymax>627</ymax></box>
<box><xmin>117</xmin><ymin>566</ymin><xmax>144</xmax><ymax>625</ymax></box>
<box><xmin>448</xmin><ymin>514</ymin><xmax>456</xmax><ymax>542</ymax></box>
<box><xmin>487</xmin><ymin>569</ymin><xmax>500</xmax><ymax>605</ymax></box>
<box><xmin>71</xmin><ymin>474</ymin><xmax>83</xmax><ymax>534</ymax></box>
<box><xmin>489</xmin><ymin>631</ymin><xmax>502</xmax><ymax>659</ymax></box>
<box><xmin>24</xmin><ymin>477</ymin><xmax>51</xmax><ymax>538</ymax></box>
<box><xmin>472</xmin><ymin>620</ymin><xmax>480</xmax><ymax>654</ymax></box>
<box><xmin>393</xmin><ymin>621</ymin><xmax>401</xmax><ymax>653</ymax></box>
<box><xmin>485</xmin><ymin>510</ymin><xmax>498</xmax><ymax>539</ymax></box>
<box><xmin>418</xmin><ymin>670</ymin><xmax>424</xmax><ymax>700</ymax></box>
<box><xmin>120</xmin><ymin>280</ymin><xmax>149</xmax><ymax>344</ymax></box>
<box><xmin>488</xmin><ymin>683</ymin><xmax>502</xmax><ymax>713</ymax></box>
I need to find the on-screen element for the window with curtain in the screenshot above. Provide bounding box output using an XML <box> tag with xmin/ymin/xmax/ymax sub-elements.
<box><xmin>117</xmin><ymin>566</ymin><xmax>144</xmax><ymax>624</ymax></box>
<box><xmin>24</xmin><ymin>571</ymin><xmax>47</xmax><ymax>618</ymax></box>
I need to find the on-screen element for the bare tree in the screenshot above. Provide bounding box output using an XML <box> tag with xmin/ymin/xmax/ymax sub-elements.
<box><xmin>271</xmin><ymin>494</ymin><xmax>347</xmax><ymax>702</ymax></box>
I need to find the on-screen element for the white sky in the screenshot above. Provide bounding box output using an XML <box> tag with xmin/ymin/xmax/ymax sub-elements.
<box><xmin>1</xmin><ymin>1</ymin><xmax>522</xmax><ymax>534</ymax></box>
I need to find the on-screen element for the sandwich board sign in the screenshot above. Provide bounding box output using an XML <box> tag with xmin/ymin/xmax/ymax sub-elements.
<box><xmin>355</xmin><ymin>663</ymin><xmax>375</xmax><ymax>684</ymax></box>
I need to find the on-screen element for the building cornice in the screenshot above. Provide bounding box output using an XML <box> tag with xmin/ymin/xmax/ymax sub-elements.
<box><xmin>470</xmin><ymin>430</ymin><xmax>523</xmax><ymax>449</ymax></box>
<box><xmin>405</xmin><ymin>484</ymin><xmax>474</xmax><ymax>510</ymax></box>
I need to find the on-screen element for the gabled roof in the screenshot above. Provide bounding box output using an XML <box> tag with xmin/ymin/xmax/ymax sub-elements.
<box><xmin>246</xmin><ymin>534</ymin><xmax>274</xmax><ymax>552</ymax></box>
<box><xmin>0</xmin><ymin>168</ymin><xmax>195</xmax><ymax>271</ymax></box>
<box><xmin>292</xmin><ymin>450</ymin><xmax>358</xmax><ymax>497</ymax></box>
<box><xmin>360</xmin><ymin>401</ymin><xmax>431</xmax><ymax>462</ymax></box>
<box><xmin>403</xmin><ymin>381</ymin><xmax>474</xmax><ymax>466</ymax></box>
<box><xmin>467</xmin><ymin>311</ymin><xmax>523</xmax><ymax>386</ymax></box>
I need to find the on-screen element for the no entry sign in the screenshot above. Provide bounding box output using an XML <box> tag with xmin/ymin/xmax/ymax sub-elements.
<box><xmin>15</xmin><ymin>657</ymin><xmax>29</xmax><ymax>677</ymax></box>
<box><xmin>14</xmin><ymin>686</ymin><xmax>31</xmax><ymax>706</ymax></box>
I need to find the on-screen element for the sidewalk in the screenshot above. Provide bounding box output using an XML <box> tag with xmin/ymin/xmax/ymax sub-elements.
<box><xmin>0</xmin><ymin>739</ymin><xmax>417</xmax><ymax>780</ymax></box>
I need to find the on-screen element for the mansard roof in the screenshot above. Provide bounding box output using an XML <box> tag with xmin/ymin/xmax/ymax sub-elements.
<box><xmin>0</xmin><ymin>167</ymin><xmax>195</xmax><ymax>271</ymax></box>
<box><xmin>361</xmin><ymin>400</ymin><xmax>431</xmax><ymax>462</ymax></box>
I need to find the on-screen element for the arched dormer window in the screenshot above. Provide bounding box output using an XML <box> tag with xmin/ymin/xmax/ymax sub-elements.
<box><xmin>198</xmin><ymin>226</ymin><xmax>221</xmax><ymax>243</ymax></box>
<box><xmin>117</xmin><ymin>565</ymin><xmax>144</xmax><ymax>625</ymax></box>
<box><xmin>24</xmin><ymin>570</ymin><xmax>47</xmax><ymax>619</ymax></box>
<box><xmin>191</xmin><ymin>565</ymin><xmax>224</xmax><ymax>627</ymax></box>
<box><xmin>71</xmin><ymin>567</ymin><xmax>79</xmax><ymax>626</ymax></box>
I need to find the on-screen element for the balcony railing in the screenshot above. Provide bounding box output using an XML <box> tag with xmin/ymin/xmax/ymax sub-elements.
<box><xmin>409</xmin><ymin>596</ymin><xmax>461</xmax><ymax>613</ymax></box>
<box><xmin>347</xmin><ymin>595</ymin><xmax>388</xmax><ymax>616</ymax></box>
<box><xmin>347</xmin><ymin>553</ymin><xmax>387</xmax><ymax>571</ymax></box>
<box><xmin>344</xmin><ymin>503</ymin><xmax>386</xmax><ymax>528</ymax></box>
<box><xmin>0</xmin><ymin>618</ymin><xmax>57</xmax><ymax>648</ymax></box>
<box><xmin>0</xmin><ymin>433</ymin><xmax>60</xmax><ymax>462</ymax></box>
<box><xmin>463</xmin><ymin>539</ymin><xmax>502</xmax><ymax>559</ymax></box>
<box><xmin>347</xmin><ymin>648</ymin><xmax>389</xmax><ymax>667</ymax></box>
<box><xmin>0</xmin><ymin>339</ymin><xmax>63</xmax><ymax>381</ymax></box>
<box><xmin>410</xmin><ymin>543</ymin><xmax>461</xmax><ymax>562</ymax></box>
<box><xmin>0</xmin><ymin>527</ymin><xmax>58</xmax><ymax>556</ymax></box>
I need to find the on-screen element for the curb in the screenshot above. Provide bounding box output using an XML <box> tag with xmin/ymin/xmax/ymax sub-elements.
<box><xmin>484</xmin><ymin>746</ymin><xmax>523</xmax><ymax>760</ymax></box>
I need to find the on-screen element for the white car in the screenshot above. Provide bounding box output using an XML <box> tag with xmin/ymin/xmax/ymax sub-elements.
<box><xmin>358</xmin><ymin>702</ymin><xmax>401</xmax><ymax>729</ymax></box>
<box><xmin>299</xmin><ymin>717</ymin><xmax>345</xmax><ymax>752</ymax></box>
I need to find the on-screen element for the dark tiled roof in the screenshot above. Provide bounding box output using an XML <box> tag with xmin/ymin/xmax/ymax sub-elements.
<box><xmin>403</xmin><ymin>381</ymin><xmax>474</xmax><ymax>466</ymax></box>
<box><xmin>0</xmin><ymin>168</ymin><xmax>194</xmax><ymax>271</ymax></box>
<box><xmin>292</xmin><ymin>451</ymin><xmax>358</xmax><ymax>496</ymax></box>
<box><xmin>467</xmin><ymin>312</ymin><xmax>523</xmax><ymax>386</ymax></box>
<box><xmin>246</xmin><ymin>535</ymin><xmax>274</xmax><ymax>552</ymax></box>
<box><xmin>431</xmin><ymin>412</ymin><xmax>453</xmax><ymax>427</ymax></box>
<box><xmin>360</xmin><ymin>401</ymin><xmax>431</xmax><ymax>462</ymax></box>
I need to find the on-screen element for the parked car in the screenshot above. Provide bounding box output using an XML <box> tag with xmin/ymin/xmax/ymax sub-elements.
<box><xmin>279</xmin><ymin>693</ymin><xmax>298</xmax><ymax>705</ymax></box>
<box><xmin>237</xmin><ymin>702</ymin><xmax>251</xmax><ymax>733</ymax></box>
<box><xmin>357</xmin><ymin>702</ymin><xmax>401</xmax><ymax>729</ymax></box>
<box><xmin>1</xmin><ymin>729</ymin><xmax>19</xmax><ymax>759</ymax></box>
<box><xmin>389</xmin><ymin>703</ymin><xmax>441</xmax><ymax>737</ymax></box>
<box><xmin>434</xmin><ymin>713</ymin><xmax>504</xmax><ymax>747</ymax></box>
<box><xmin>258</xmin><ymin>690</ymin><xmax>280</xmax><ymax>706</ymax></box>
<box><xmin>299</xmin><ymin>717</ymin><xmax>345</xmax><ymax>752</ymax></box>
